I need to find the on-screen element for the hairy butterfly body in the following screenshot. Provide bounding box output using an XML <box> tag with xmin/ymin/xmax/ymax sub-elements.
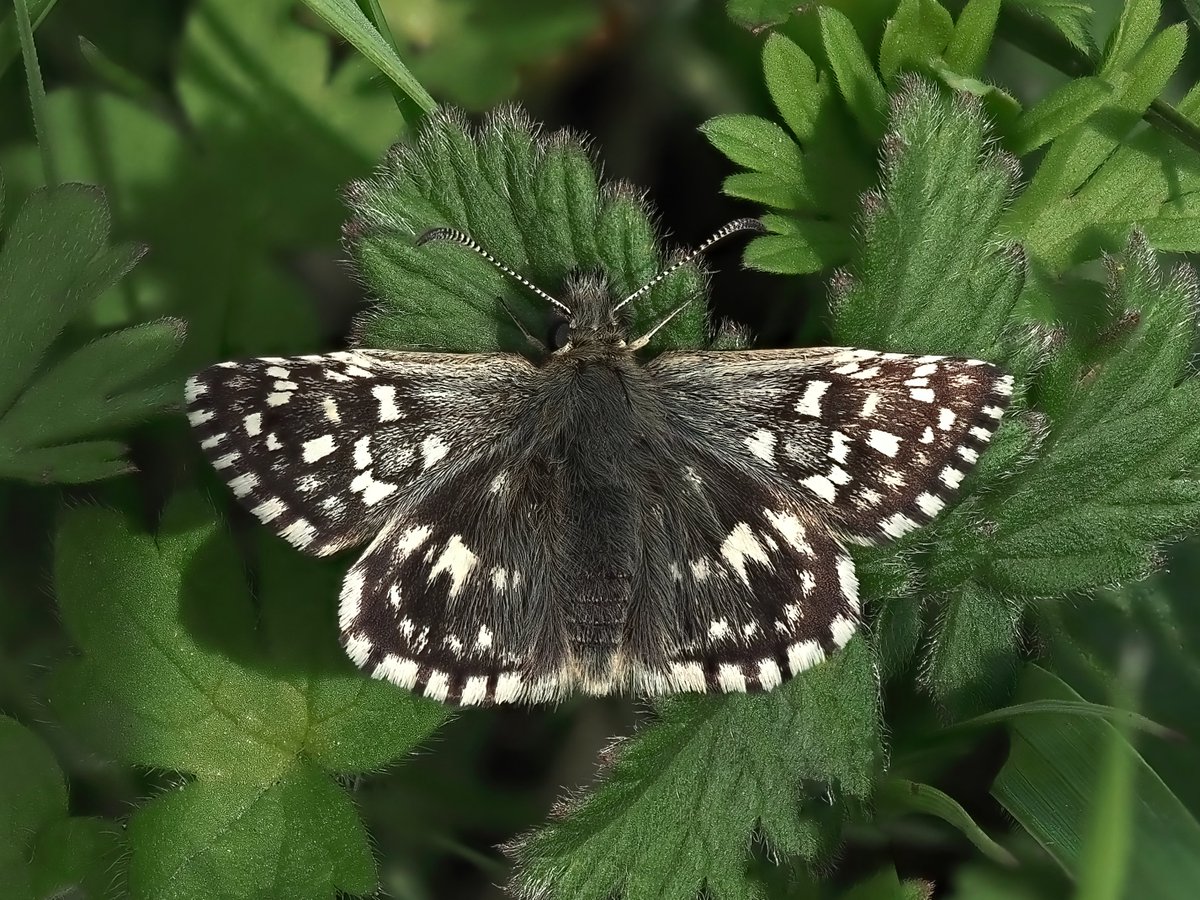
<box><xmin>187</xmin><ymin>219</ymin><xmax>1012</xmax><ymax>704</ymax></box>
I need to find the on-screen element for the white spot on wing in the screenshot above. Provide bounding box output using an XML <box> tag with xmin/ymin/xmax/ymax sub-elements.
<box><xmin>354</xmin><ymin>436</ymin><xmax>371</xmax><ymax>469</ymax></box>
<box><xmin>720</xmin><ymin>523</ymin><xmax>769</xmax><ymax>584</ymax></box>
<box><xmin>397</xmin><ymin>525</ymin><xmax>433</xmax><ymax>558</ymax></box>
<box><xmin>460</xmin><ymin>676</ymin><xmax>489</xmax><ymax>706</ymax></box>
<box><xmin>280</xmin><ymin>518</ymin><xmax>316</xmax><ymax>549</ymax></box>
<box><xmin>917</xmin><ymin>492</ymin><xmax>946</xmax><ymax>517</ymax></box>
<box><xmin>302</xmin><ymin>434</ymin><xmax>336</xmax><ymax>463</ymax></box>
<box><xmin>424</xmin><ymin>671</ymin><xmax>450</xmax><ymax>702</ymax></box>
<box><xmin>709</xmin><ymin>618</ymin><xmax>730</xmax><ymax>639</ymax></box>
<box><xmin>758</xmin><ymin>659</ymin><xmax>783</xmax><ymax>689</ymax></box>
<box><xmin>350</xmin><ymin>469</ymin><xmax>397</xmax><ymax>506</ymax></box>
<box><xmin>184</xmin><ymin>378</ymin><xmax>207</xmax><ymax>403</ymax></box>
<box><xmin>251</xmin><ymin>497</ymin><xmax>286</xmax><ymax>523</ymax></box>
<box><xmin>244</xmin><ymin>413</ymin><xmax>262</xmax><ymax>436</ymax></box>
<box><xmin>881</xmin><ymin>512</ymin><xmax>918</xmax><ymax>538</ymax></box>
<box><xmin>421</xmin><ymin>435</ymin><xmax>449</xmax><ymax>468</ymax></box>
<box><xmin>428</xmin><ymin>534</ymin><xmax>478</xmax><ymax>597</ymax></box>
<box><xmin>188</xmin><ymin>409</ymin><xmax>214</xmax><ymax>426</ymax></box>
<box><xmin>764</xmin><ymin>509</ymin><xmax>813</xmax><ymax>555</ymax></box>
<box><xmin>795</xmin><ymin>380</ymin><xmax>830</xmax><ymax>417</ymax></box>
<box><xmin>267</xmin><ymin>392</ymin><xmax>293</xmax><ymax>406</ymax></box>
<box><xmin>372</xmin><ymin>384</ymin><xmax>401</xmax><ymax>422</ymax></box>
<box><xmin>910</xmin><ymin>388</ymin><xmax>936</xmax><ymax>402</ymax></box>
<box><xmin>670</xmin><ymin>662</ymin><xmax>706</xmax><ymax>692</ymax></box>
<box><xmin>867</xmin><ymin>429</ymin><xmax>901</xmax><ymax>457</ymax></box>
<box><xmin>339</xmin><ymin>571</ymin><xmax>364</xmax><ymax>630</ymax></box>
<box><xmin>837</xmin><ymin>555</ymin><xmax>859</xmax><ymax>611</ymax></box>
<box><xmin>940</xmin><ymin>466</ymin><xmax>965</xmax><ymax>488</ymax></box>
<box><xmin>344</xmin><ymin>633</ymin><xmax>373</xmax><ymax>667</ymax></box>
<box><xmin>830</xmin><ymin>431</ymin><xmax>851</xmax><ymax>464</ymax></box>
<box><xmin>787</xmin><ymin>640</ymin><xmax>825</xmax><ymax>674</ymax></box>
<box><xmin>830</xmin><ymin>615</ymin><xmax>856</xmax><ymax>648</ymax></box>
<box><xmin>746</xmin><ymin>429</ymin><xmax>776</xmax><ymax>463</ymax></box>
<box><xmin>374</xmin><ymin>654</ymin><xmax>418</xmax><ymax>688</ymax></box>
<box><xmin>229</xmin><ymin>472</ymin><xmax>258</xmax><ymax>497</ymax></box>
<box><xmin>802</xmin><ymin>474</ymin><xmax>837</xmax><ymax>503</ymax></box>
<box><xmin>860</xmin><ymin>392</ymin><xmax>882</xmax><ymax>418</ymax></box>
<box><xmin>717</xmin><ymin>664</ymin><xmax>747</xmax><ymax>692</ymax></box>
<box><xmin>494</xmin><ymin>673</ymin><xmax>524</xmax><ymax>703</ymax></box>
<box><xmin>321</xmin><ymin>397</ymin><xmax>341</xmax><ymax>424</ymax></box>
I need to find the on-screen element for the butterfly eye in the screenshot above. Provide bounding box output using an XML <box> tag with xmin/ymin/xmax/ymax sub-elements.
<box><xmin>550</xmin><ymin>320</ymin><xmax>572</xmax><ymax>350</ymax></box>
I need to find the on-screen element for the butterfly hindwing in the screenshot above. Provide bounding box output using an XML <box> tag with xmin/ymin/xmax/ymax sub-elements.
<box><xmin>648</xmin><ymin>347</ymin><xmax>1013</xmax><ymax>545</ymax></box>
<box><xmin>628</xmin><ymin>447</ymin><xmax>859</xmax><ymax>696</ymax></box>
<box><xmin>185</xmin><ymin>349</ymin><xmax>536</xmax><ymax>556</ymax></box>
<box><xmin>338</xmin><ymin>453</ymin><xmax>569</xmax><ymax>705</ymax></box>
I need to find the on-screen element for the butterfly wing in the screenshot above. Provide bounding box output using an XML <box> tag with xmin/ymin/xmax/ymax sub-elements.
<box><xmin>624</xmin><ymin>448</ymin><xmax>860</xmax><ymax>695</ymax></box>
<box><xmin>647</xmin><ymin>347</ymin><xmax>1012</xmax><ymax>545</ymax></box>
<box><xmin>337</xmin><ymin>452</ymin><xmax>572</xmax><ymax>705</ymax></box>
<box><xmin>185</xmin><ymin>349</ymin><xmax>537</xmax><ymax>556</ymax></box>
<box><xmin>620</xmin><ymin>346</ymin><xmax>1011</xmax><ymax>695</ymax></box>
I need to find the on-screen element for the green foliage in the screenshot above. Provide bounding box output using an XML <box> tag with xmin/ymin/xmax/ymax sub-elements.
<box><xmin>992</xmin><ymin>667</ymin><xmax>1200</xmax><ymax>900</ymax></box>
<box><xmin>7</xmin><ymin>1</ymin><xmax>1200</xmax><ymax>898</ymax></box>
<box><xmin>52</xmin><ymin>495</ymin><xmax>447</xmax><ymax>899</ymax></box>
<box><xmin>0</xmin><ymin>716</ymin><xmax>126</xmax><ymax>899</ymax></box>
<box><xmin>508</xmin><ymin>640</ymin><xmax>879</xmax><ymax>899</ymax></box>
<box><xmin>0</xmin><ymin>181</ymin><xmax>182</xmax><ymax>483</ymax></box>
<box><xmin>345</xmin><ymin>108</ymin><xmax>706</xmax><ymax>353</ymax></box>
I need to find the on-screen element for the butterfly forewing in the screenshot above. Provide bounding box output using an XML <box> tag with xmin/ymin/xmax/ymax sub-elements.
<box><xmin>648</xmin><ymin>348</ymin><xmax>1013</xmax><ymax>545</ymax></box>
<box><xmin>185</xmin><ymin>349</ymin><xmax>536</xmax><ymax>556</ymax></box>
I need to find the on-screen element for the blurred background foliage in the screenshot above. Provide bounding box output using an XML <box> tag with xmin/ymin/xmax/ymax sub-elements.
<box><xmin>3</xmin><ymin>1</ymin><xmax>1200</xmax><ymax>898</ymax></box>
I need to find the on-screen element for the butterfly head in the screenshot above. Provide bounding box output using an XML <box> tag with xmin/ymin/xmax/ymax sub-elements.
<box><xmin>551</xmin><ymin>273</ymin><xmax>627</xmax><ymax>353</ymax></box>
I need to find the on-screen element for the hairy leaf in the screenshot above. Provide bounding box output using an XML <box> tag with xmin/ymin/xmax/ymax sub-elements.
<box><xmin>508</xmin><ymin>640</ymin><xmax>879</xmax><ymax>900</ymax></box>
<box><xmin>345</xmin><ymin>107</ymin><xmax>707</xmax><ymax>353</ymax></box>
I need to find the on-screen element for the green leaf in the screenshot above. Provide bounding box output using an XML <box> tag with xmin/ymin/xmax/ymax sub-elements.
<box><xmin>877</xmin><ymin>777</ymin><xmax>1017</xmax><ymax>867</ymax></box>
<box><xmin>1005</xmin><ymin>24</ymin><xmax>1189</xmax><ymax>268</ymax></box>
<box><xmin>841</xmin><ymin>866</ymin><xmax>933</xmax><ymax>900</ymax></box>
<box><xmin>0</xmin><ymin>183</ymin><xmax>182</xmax><ymax>484</ymax></box>
<box><xmin>1006</xmin><ymin>0</ymin><xmax>1098</xmax><ymax>58</ymax></box>
<box><xmin>0</xmin><ymin>0</ymin><xmax>402</xmax><ymax>365</ymax></box>
<box><xmin>508</xmin><ymin>639</ymin><xmax>880</xmax><ymax>900</ymax></box>
<box><xmin>993</xmin><ymin>666</ymin><xmax>1200</xmax><ymax>899</ymax></box>
<box><xmin>1007</xmin><ymin>75</ymin><xmax>1112</xmax><ymax>155</ymax></box>
<box><xmin>1100</xmin><ymin>0</ymin><xmax>1160</xmax><ymax>77</ymax></box>
<box><xmin>346</xmin><ymin>108</ymin><xmax>708</xmax><ymax>354</ymax></box>
<box><xmin>705</xmin><ymin>33</ymin><xmax>873</xmax><ymax>276</ymax></box>
<box><xmin>725</xmin><ymin>0</ymin><xmax>796</xmax><ymax>28</ymax></box>
<box><xmin>763</xmin><ymin>32</ymin><xmax>826</xmax><ymax>143</ymax></box>
<box><xmin>981</xmin><ymin>233</ymin><xmax>1200</xmax><ymax>595</ymax></box>
<box><xmin>945</xmin><ymin>0</ymin><xmax>1002</xmax><ymax>75</ymax></box>
<box><xmin>0</xmin><ymin>716</ymin><xmax>126</xmax><ymax>900</ymax></box>
<box><xmin>830</xmin><ymin>80</ymin><xmax>1023</xmax><ymax>358</ymax></box>
<box><xmin>297</xmin><ymin>0</ymin><xmax>435</xmax><ymax>114</ymax></box>
<box><xmin>53</xmin><ymin>495</ymin><xmax>448</xmax><ymax>899</ymax></box>
<box><xmin>879</xmin><ymin>0</ymin><xmax>955</xmax><ymax>81</ymax></box>
<box><xmin>819</xmin><ymin>7</ymin><xmax>889</xmax><ymax>141</ymax></box>
<box><xmin>702</xmin><ymin>115</ymin><xmax>808</xmax><ymax>186</ymax></box>
<box><xmin>924</xmin><ymin>582</ymin><xmax>1020</xmax><ymax>718</ymax></box>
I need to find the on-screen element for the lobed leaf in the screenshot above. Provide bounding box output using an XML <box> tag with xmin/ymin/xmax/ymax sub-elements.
<box><xmin>53</xmin><ymin>495</ymin><xmax>448</xmax><ymax>899</ymax></box>
<box><xmin>0</xmin><ymin>716</ymin><xmax>126</xmax><ymax>900</ymax></box>
<box><xmin>346</xmin><ymin>108</ymin><xmax>707</xmax><ymax>354</ymax></box>
<box><xmin>508</xmin><ymin>640</ymin><xmax>880</xmax><ymax>900</ymax></box>
<box><xmin>0</xmin><ymin>183</ymin><xmax>182</xmax><ymax>484</ymax></box>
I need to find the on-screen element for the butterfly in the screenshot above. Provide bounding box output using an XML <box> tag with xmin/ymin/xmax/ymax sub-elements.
<box><xmin>186</xmin><ymin>219</ymin><xmax>1012</xmax><ymax>705</ymax></box>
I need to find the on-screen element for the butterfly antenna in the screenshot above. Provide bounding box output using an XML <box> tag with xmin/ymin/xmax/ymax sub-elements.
<box><xmin>417</xmin><ymin>227</ymin><xmax>572</xmax><ymax>316</ymax></box>
<box><xmin>613</xmin><ymin>218</ymin><xmax>766</xmax><ymax>313</ymax></box>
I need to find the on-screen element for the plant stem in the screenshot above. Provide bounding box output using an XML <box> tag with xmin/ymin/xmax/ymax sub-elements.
<box><xmin>13</xmin><ymin>0</ymin><xmax>56</xmax><ymax>185</ymax></box>
<box><xmin>355</xmin><ymin>0</ymin><xmax>418</xmax><ymax>120</ymax></box>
